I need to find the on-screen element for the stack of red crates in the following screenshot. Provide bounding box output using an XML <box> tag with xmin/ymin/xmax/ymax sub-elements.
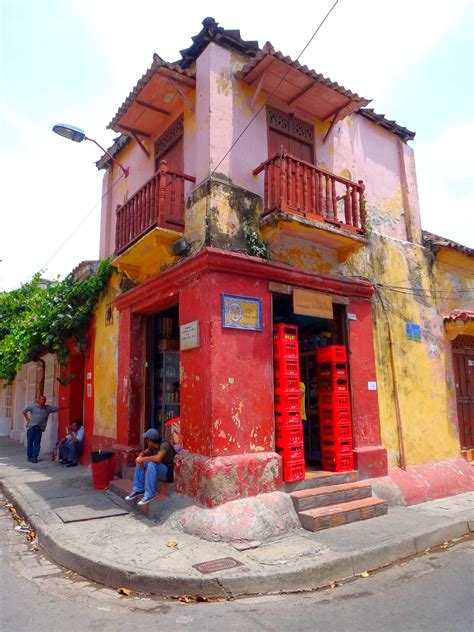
<box><xmin>273</xmin><ymin>324</ymin><xmax>305</xmax><ymax>483</ymax></box>
<box><xmin>316</xmin><ymin>345</ymin><xmax>354</xmax><ymax>472</ymax></box>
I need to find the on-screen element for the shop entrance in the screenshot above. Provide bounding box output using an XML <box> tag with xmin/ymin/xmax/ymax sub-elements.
<box><xmin>144</xmin><ymin>305</ymin><xmax>180</xmax><ymax>435</ymax></box>
<box><xmin>273</xmin><ymin>293</ymin><xmax>348</xmax><ymax>466</ymax></box>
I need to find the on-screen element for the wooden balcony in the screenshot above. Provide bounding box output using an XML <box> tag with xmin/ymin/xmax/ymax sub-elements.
<box><xmin>253</xmin><ymin>152</ymin><xmax>366</xmax><ymax>234</ymax></box>
<box><xmin>115</xmin><ymin>160</ymin><xmax>195</xmax><ymax>254</ymax></box>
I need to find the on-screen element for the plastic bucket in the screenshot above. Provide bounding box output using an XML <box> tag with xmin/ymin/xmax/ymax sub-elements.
<box><xmin>90</xmin><ymin>450</ymin><xmax>115</xmax><ymax>490</ymax></box>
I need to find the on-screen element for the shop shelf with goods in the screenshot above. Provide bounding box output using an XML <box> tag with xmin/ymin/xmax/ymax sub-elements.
<box><xmin>299</xmin><ymin>350</ymin><xmax>321</xmax><ymax>463</ymax></box>
<box><xmin>154</xmin><ymin>350</ymin><xmax>180</xmax><ymax>432</ymax></box>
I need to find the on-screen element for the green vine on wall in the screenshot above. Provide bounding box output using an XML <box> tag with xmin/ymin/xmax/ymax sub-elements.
<box><xmin>244</xmin><ymin>222</ymin><xmax>272</xmax><ymax>260</ymax></box>
<box><xmin>0</xmin><ymin>260</ymin><xmax>114</xmax><ymax>384</ymax></box>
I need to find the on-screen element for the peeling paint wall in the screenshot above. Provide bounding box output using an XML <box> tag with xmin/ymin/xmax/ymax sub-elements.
<box><xmin>92</xmin><ymin>273</ymin><xmax>120</xmax><ymax>438</ymax></box>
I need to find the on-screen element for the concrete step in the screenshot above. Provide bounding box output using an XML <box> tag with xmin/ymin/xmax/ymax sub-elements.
<box><xmin>109</xmin><ymin>478</ymin><xmax>167</xmax><ymax>518</ymax></box>
<box><xmin>121</xmin><ymin>466</ymin><xmax>175</xmax><ymax>494</ymax></box>
<box><xmin>285</xmin><ymin>470</ymin><xmax>358</xmax><ymax>493</ymax></box>
<box><xmin>298</xmin><ymin>497</ymin><xmax>388</xmax><ymax>532</ymax></box>
<box><xmin>290</xmin><ymin>481</ymin><xmax>372</xmax><ymax>512</ymax></box>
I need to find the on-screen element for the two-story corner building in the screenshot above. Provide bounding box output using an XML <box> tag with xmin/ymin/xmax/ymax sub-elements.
<box><xmin>77</xmin><ymin>17</ymin><xmax>472</xmax><ymax>511</ymax></box>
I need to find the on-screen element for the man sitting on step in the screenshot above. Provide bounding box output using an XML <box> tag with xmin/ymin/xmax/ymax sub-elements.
<box><xmin>125</xmin><ymin>428</ymin><xmax>176</xmax><ymax>506</ymax></box>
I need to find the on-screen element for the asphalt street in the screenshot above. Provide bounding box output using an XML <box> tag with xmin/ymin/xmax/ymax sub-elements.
<box><xmin>1</xmin><ymin>495</ymin><xmax>473</xmax><ymax>632</ymax></box>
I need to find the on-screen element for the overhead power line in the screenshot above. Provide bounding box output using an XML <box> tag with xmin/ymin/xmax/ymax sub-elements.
<box><xmin>211</xmin><ymin>0</ymin><xmax>339</xmax><ymax>176</ymax></box>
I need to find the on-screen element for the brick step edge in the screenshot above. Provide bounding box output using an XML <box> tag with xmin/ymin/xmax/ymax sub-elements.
<box><xmin>109</xmin><ymin>477</ymin><xmax>174</xmax><ymax>498</ymax></box>
<box><xmin>290</xmin><ymin>481</ymin><xmax>373</xmax><ymax>512</ymax></box>
<box><xmin>298</xmin><ymin>497</ymin><xmax>388</xmax><ymax>532</ymax></box>
<box><xmin>285</xmin><ymin>470</ymin><xmax>358</xmax><ymax>493</ymax></box>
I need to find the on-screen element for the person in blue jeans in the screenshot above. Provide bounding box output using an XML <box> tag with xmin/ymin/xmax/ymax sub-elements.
<box><xmin>58</xmin><ymin>420</ymin><xmax>84</xmax><ymax>467</ymax></box>
<box><xmin>125</xmin><ymin>428</ymin><xmax>176</xmax><ymax>506</ymax></box>
<box><xmin>23</xmin><ymin>395</ymin><xmax>60</xmax><ymax>463</ymax></box>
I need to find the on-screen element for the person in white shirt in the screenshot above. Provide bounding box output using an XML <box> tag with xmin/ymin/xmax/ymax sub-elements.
<box><xmin>58</xmin><ymin>420</ymin><xmax>84</xmax><ymax>467</ymax></box>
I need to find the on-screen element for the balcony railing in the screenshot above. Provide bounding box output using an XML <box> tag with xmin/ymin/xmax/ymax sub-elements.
<box><xmin>253</xmin><ymin>152</ymin><xmax>366</xmax><ymax>233</ymax></box>
<box><xmin>115</xmin><ymin>160</ymin><xmax>195</xmax><ymax>254</ymax></box>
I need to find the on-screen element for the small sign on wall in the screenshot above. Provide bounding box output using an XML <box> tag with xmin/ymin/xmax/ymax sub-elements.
<box><xmin>293</xmin><ymin>288</ymin><xmax>333</xmax><ymax>319</ymax></box>
<box><xmin>406</xmin><ymin>323</ymin><xmax>422</xmax><ymax>342</ymax></box>
<box><xmin>222</xmin><ymin>294</ymin><xmax>263</xmax><ymax>331</ymax></box>
<box><xmin>180</xmin><ymin>320</ymin><xmax>200</xmax><ymax>350</ymax></box>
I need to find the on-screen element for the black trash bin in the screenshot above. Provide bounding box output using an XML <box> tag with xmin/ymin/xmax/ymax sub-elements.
<box><xmin>90</xmin><ymin>450</ymin><xmax>115</xmax><ymax>489</ymax></box>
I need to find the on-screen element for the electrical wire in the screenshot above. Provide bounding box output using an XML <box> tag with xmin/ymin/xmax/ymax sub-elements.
<box><xmin>39</xmin><ymin>171</ymin><xmax>126</xmax><ymax>274</ymax></box>
<box><xmin>210</xmin><ymin>0</ymin><xmax>339</xmax><ymax>177</ymax></box>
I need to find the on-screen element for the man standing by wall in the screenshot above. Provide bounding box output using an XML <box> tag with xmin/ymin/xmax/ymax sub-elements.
<box><xmin>23</xmin><ymin>395</ymin><xmax>59</xmax><ymax>463</ymax></box>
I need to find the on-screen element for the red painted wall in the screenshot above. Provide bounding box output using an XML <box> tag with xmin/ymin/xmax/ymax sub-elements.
<box><xmin>347</xmin><ymin>299</ymin><xmax>387</xmax><ymax>477</ymax></box>
<box><xmin>180</xmin><ymin>270</ymin><xmax>274</xmax><ymax>457</ymax></box>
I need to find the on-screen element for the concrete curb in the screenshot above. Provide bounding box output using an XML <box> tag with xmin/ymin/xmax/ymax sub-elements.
<box><xmin>2</xmin><ymin>479</ymin><xmax>472</xmax><ymax>598</ymax></box>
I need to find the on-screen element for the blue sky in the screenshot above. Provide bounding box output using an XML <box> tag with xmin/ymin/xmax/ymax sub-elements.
<box><xmin>0</xmin><ymin>0</ymin><xmax>473</xmax><ymax>289</ymax></box>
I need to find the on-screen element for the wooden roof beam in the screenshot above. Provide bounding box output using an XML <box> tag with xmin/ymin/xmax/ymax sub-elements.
<box><xmin>167</xmin><ymin>78</ymin><xmax>194</xmax><ymax>113</ymax></box>
<box><xmin>135</xmin><ymin>99</ymin><xmax>171</xmax><ymax>117</ymax></box>
<box><xmin>117</xmin><ymin>124</ymin><xmax>151</xmax><ymax>138</ymax></box>
<box><xmin>287</xmin><ymin>81</ymin><xmax>315</xmax><ymax>106</ymax></box>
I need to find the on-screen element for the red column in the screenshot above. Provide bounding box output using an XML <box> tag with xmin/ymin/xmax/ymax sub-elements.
<box><xmin>175</xmin><ymin>270</ymin><xmax>282</xmax><ymax>506</ymax></box>
<box><xmin>114</xmin><ymin>307</ymin><xmax>144</xmax><ymax>471</ymax></box>
<box><xmin>347</xmin><ymin>299</ymin><xmax>388</xmax><ymax>478</ymax></box>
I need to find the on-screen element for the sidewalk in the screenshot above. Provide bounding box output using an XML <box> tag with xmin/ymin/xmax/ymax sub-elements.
<box><xmin>1</xmin><ymin>437</ymin><xmax>473</xmax><ymax>599</ymax></box>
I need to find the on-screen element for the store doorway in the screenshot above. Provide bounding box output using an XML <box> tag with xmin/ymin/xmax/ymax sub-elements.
<box><xmin>144</xmin><ymin>305</ymin><xmax>180</xmax><ymax>436</ymax></box>
<box><xmin>272</xmin><ymin>293</ymin><xmax>348</xmax><ymax>467</ymax></box>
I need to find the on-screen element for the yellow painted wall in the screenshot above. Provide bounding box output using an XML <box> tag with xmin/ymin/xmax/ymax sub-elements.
<box><xmin>93</xmin><ymin>273</ymin><xmax>120</xmax><ymax>438</ymax></box>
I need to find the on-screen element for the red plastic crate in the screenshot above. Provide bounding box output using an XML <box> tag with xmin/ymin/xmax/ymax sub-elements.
<box><xmin>321</xmin><ymin>451</ymin><xmax>354</xmax><ymax>472</ymax></box>
<box><xmin>320</xmin><ymin>423</ymin><xmax>352</xmax><ymax>441</ymax></box>
<box><xmin>274</xmin><ymin>340</ymin><xmax>299</xmax><ymax>360</ymax></box>
<box><xmin>275</xmin><ymin>410</ymin><xmax>302</xmax><ymax>428</ymax></box>
<box><xmin>274</xmin><ymin>391</ymin><xmax>301</xmax><ymax>412</ymax></box>
<box><xmin>282</xmin><ymin>459</ymin><xmax>306</xmax><ymax>483</ymax></box>
<box><xmin>319</xmin><ymin>392</ymin><xmax>351</xmax><ymax>408</ymax></box>
<box><xmin>318</xmin><ymin>377</ymin><xmax>349</xmax><ymax>393</ymax></box>
<box><xmin>319</xmin><ymin>406</ymin><xmax>352</xmax><ymax>425</ymax></box>
<box><xmin>276</xmin><ymin>443</ymin><xmax>305</xmax><ymax>462</ymax></box>
<box><xmin>273</xmin><ymin>324</ymin><xmax>298</xmax><ymax>342</ymax></box>
<box><xmin>275</xmin><ymin>425</ymin><xmax>304</xmax><ymax>448</ymax></box>
<box><xmin>317</xmin><ymin>362</ymin><xmax>348</xmax><ymax>380</ymax></box>
<box><xmin>274</xmin><ymin>358</ymin><xmax>300</xmax><ymax>376</ymax></box>
<box><xmin>322</xmin><ymin>439</ymin><xmax>353</xmax><ymax>454</ymax></box>
<box><xmin>274</xmin><ymin>375</ymin><xmax>300</xmax><ymax>393</ymax></box>
<box><xmin>316</xmin><ymin>345</ymin><xmax>347</xmax><ymax>363</ymax></box>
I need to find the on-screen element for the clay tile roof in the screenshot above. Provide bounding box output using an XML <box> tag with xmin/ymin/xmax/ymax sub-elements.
<box><xmin>443</xmin><ymin>309</ymin><xmax>474</xmax><ymax>323</ymax></box>
<box><xmin>422</xmin><ymin>230</ymin><xmax>474</xmax><ymax>258</ymax></box>
<box><xmin>178</xmin><ymin>17</ymin><xmax>259</xmax><ymax>68</ymax></box>
<box><xmin>357</xmin><ymin>108</ymin><xmax>415</xmax><ymax>142</ymax></box>
<box><xmin>107</xmin><ymin>55</ymin><xmax>195</xmax><ymax>131</ymax></box>
<box><xmin>96</xmin><ymin>135</ymin><xmax>131</xmax><ymax>171</ymax></box>
<box><xmin>236</xmin><ymin>42</ymin><xmax>370</xmax><ymax>110</ymax></box>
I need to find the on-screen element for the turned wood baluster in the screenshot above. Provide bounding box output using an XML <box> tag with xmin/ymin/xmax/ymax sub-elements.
<box><xmin>331</xmin><ymin>178</ymin><xmax>337</xmax><ymax>222</ymax></box>
<box><xmin>144</xmin><ymin>182</ymin><xmax>150</xmax><ymax>229</ymax></box>
<box><xmin>295</xmin><ymin>160</ymin><xmax>301</xmax><ymax>210</ymax></box>
<box><xmin>280</xmin><ymin>158</ymin><xmax>288</xmax><ymax>210</ymax></box>
<box><xmin>352</xmin><ymin>185</ymin><xmax>359</xmax><ymax>228</ymax></box>
<box><xmin>303</xmin><ymin>166</ymin><xmax>309</xmax><ymax>212</ymax></box>
<box><xmin>158</xmin><ymin>160</ymin><xmax>169</xmax><ymax>226</ymax></box>
<box><xmin>358</xmin><ymin>181</ymin><xmax>366</xmax><ymax>231</ymax></box>
<box><xmin>344</xmin><ymin>184</ymin><xmax>352</xmax><ymax>225</ymax></box>
<box><xmin>170</xmin><ymin>174</ymin><xmax>176</xmax><ymax>223</ymax></box>
<box><xmin>286</xmin><ymin>157</ymin><xmax>292</xmax><ymax>210</ymax></box>
<box><xmin>138</xmin><ymin>190</ymin><xmax>143</xmax><ymax>234</ymax></box>
<box><xmin>325</xmin><ymin>175</ymin><xmax>331</xmax><ymax>219</ymax></box>
<box><xmin>116</xmin><ymin>207</ymin><xmax>121</xmax><ymax>251</ymax></box>
<box><xmin>310</xmin><ymin>169</ymin><xmax>316</xmax><ymax>213</ymax></box>
<box><xmin>263</xmin><ymin>165</ymin><xmax>269</xmax><ymax>213</ymax></box>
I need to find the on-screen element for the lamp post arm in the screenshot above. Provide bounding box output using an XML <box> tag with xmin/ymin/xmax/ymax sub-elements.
<box><xmin>85</xmin><ymin>136</ymin><xmax>129</xmax><ymax>178</ymax></box>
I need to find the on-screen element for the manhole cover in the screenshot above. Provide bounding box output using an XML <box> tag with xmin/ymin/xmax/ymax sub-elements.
<box><xmin>192</xmin><ymin>557</ymin><xmax>243</xmax><ymax>574</ymax></box>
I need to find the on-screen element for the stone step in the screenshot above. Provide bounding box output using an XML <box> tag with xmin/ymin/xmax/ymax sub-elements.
<box><xmin>285</xmin><ymin>470</ymin><xmax>358</xmax><ymax>493</ymax></box>
<box><xmin>290</xmin><ymin>481</ymin><xmax>373</xmax><ymax>512</ymax></box>
<box><xmin>298</xmin><ymin>497</ymin><xmax>388</xmax><ymax>532</ymax></box>
<box><xmin>122</xmin><ymin>466</ymin><xmax>175</xmax><ymax>494</ymax></box>
<box><xmin>109</xmin><ymin>478</ymin><xmax>167</xmax><ymax>518</ymax></box>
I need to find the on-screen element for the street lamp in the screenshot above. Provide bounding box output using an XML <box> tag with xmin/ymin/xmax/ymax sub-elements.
<box><xmin>52</xmin><ymin>123</ymin><xmax>129</xmax><ymax>177</ymax></box>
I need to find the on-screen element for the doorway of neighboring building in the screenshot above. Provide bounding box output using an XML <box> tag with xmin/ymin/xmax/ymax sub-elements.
<box><xmin>272</xmin><ymin>293</ymin><xmax>348</xmax><ymax>467</ymax></box>
<box><xmin>452</xmin><ymin>335</ymin><xmax>474</xmax><ymax>451</ymax></box>
<box><xmin>144</xmin><ymin>306</ymin><xmax>180</xmax><ymax>436</ymax></box>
